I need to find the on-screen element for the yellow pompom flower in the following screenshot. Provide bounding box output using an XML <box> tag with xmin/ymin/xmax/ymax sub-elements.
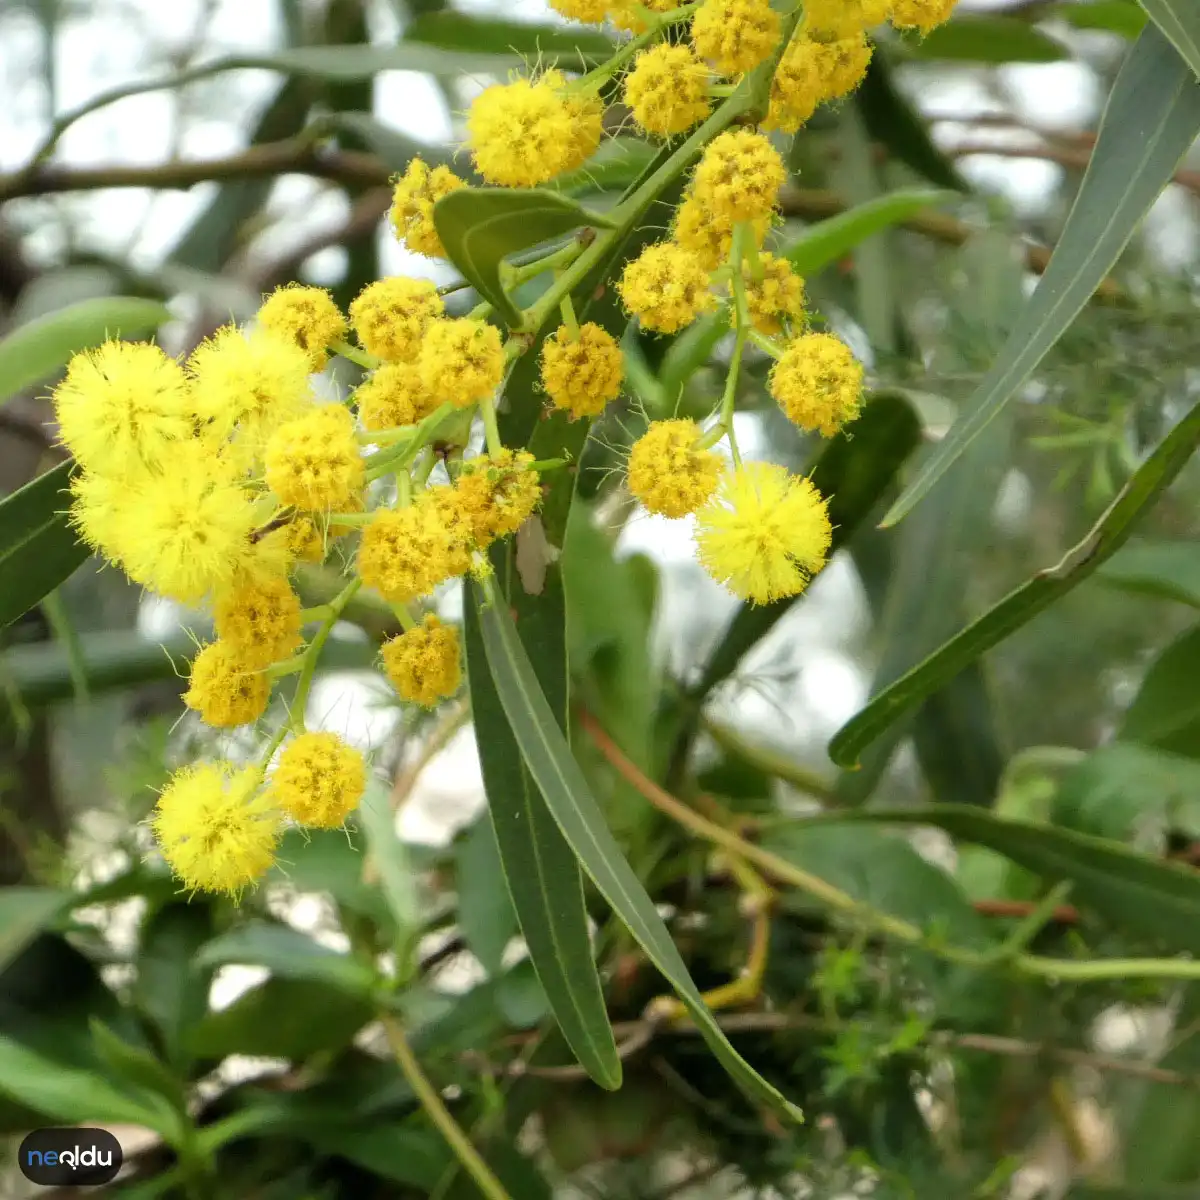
<box><xmin>691</xmin><ymin>0</ymin><xmax>781</xmax><ymax>76</ymax></box>
<box><xmin>69</xmin><ymin>470</ymin><xmax>139</xmax><ymax>567</ymax></box>
<box><xmin>270</xmin><ymin>732</ymin><xmax>367</xmax><ymax>829</ymax></box>
<box><xmin>418</xmin><ymin>318</ymin><xmax>504</xmax><ymax>408</ymax></box>
<box><xmin>623</xmin><ymin>45</ymin><xmax>711</xmax><ymax>137</ymax></box>
<box><xmin>282</xmin><ymin>515</ymin><xmax>326</xmax><ymax>563</ymax></box>
<box><xmin>119</xmin><ymin>449</ymin><xmax>258</xmax><ymax>602</ymax></box>
<box><xmin>264</xmin><ymin>404</ymin><xmax>364</xmax><ymax>512</ymax></box>
<box><xmin>467</xmin><ymin>71</ymin><xmax>602</xmax><ymax>187</ymax></box>
<box><xmin>455</xmin><ymin>449</ymin><xmax>542</xmax><ymax>544</ymax></box>
<box><xmin>618</xmin><ymin>242</ymin><xmax>714</xmax><ymax>334</ymax></box>
<box><xmin>213</xmin><ymin>572</ymin><xmax>303</xmax><ymax>670</ymax></box>
<box><xmin>890</xmin><ymin>0</ymin><xmax>958</xmax><ymax>33</ymax></box>
<box><xmin>765</xmin><ymin>32</ymin><xmax>873</xmax><ymax>132</ymax></box>
<box><xmin>691</xmin><ymin>129</ymin><xmax>786</xmax><ymax>223</ymax></box>
<box><xmin>769</xmin><ymin>331</ymin><xmax>864</xmax><ymax>436</ymax></box>
<box><xmin>609</xmin><ymin>0</ymin><xmax>676</xmax><ymax>33</ymax></box>
<box><xmin>540</xmin><ymin>323</ymin><xmax>624</xmax><ymax>419</ymax></box>
<box><xmin>548</xmin><ymin>0</ymin><xmax>610</xmax><ymax>23</ymax></box>
<box><xmin>53</xmin><ymin>341</ymin><xmax>195</xmax><ymax>476</ymax></box>
<box><xmin>740</xmin><ymin>253</ymin><xmax>806</xmax><ymax>335</ymax></box>
<box><xmin>695</xmin><ymin>462</ymin><xmax>832</xmax><ymax>604</ymax></box>
<box><xmin>256</xmin><ymin>284</ymin><xmax>347</xmax><ymax>371</ymax></box>
<box><xmin>151</xmin><ymin>762</ymin><xmax>280</xmax><ymax>896</ymax></box>
<box><xmin>803</xmin><ymin>0</ymin><xmax>889</xmax><ymax>35</ymax></box>
<box><xmin>626</xmin><ymin>419</ymin><xmax>721</xmax><ymax>518</ymax></box>
<box><xmin>673</xmin><ymin>194</ymin><xmax>770</xmax><ymax>273</ymax></box>
<box><xmin>184</xmin><ymin>641</ymin><xmax>271</xmax><ymax>728</ymax></box>
<box><xmin>381</xmin><ymin>614</ymin><xmax>462</xmax><ymax>707</ymax></box>
<box><xmin>390</xmin><ymin>158</ymin><xmax>466</xmax><ymax>259</ymax></box>
<box><xmin>349</xmin><ymin>277</ymin><xmax>443</xmax><ymax>362</ymax></box>
<box><xmin>357</xmin><ymin>503</ymin><xmax>460</xmax><ymax>604</ymax></box>
<box><xmin>356</xmin><ymin>361</ymin><xmax>438</xmax><ymax>432</ymax></box>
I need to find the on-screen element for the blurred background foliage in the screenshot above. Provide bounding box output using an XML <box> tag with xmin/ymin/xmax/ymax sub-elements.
<box><xmin>2</xmin><ymin>0</ymin><xmax>1200</xmax><ymax>1196</ymax></box>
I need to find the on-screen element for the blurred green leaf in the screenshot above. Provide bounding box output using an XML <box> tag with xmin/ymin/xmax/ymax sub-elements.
<box><xmin>908</xmin><ymin>16</ymin><xmax>1070</xmax><ymax>62</ymax></box>
<box><xmin>0</xmin><ymin>462</ymin><xmax>88</xmax><ymax>631</ymax></box>
<box><xmin>356</xmin><ymin>784</ymin><xmax>420</xmax><ymax>965</ymax></box>
<box><xmin>495</xmin><ymin>958</ymin><xmax>550</xmax><ymax>1028</ymax></box>
<box><xmin>831</xmin><ymin>397</ymin><xmax>1200</xmax><ymax>768</ymax></box>
<box><xmin>0</xmin><ymin>888</ymin><xmax>67</xmax><ymax>974</ymax></box>
<box><xmin>313</xmin><ymin>1123</ymin><xmax>448</xmax><ymax>1188</ymax></box>
<box><xmin>0</xmin><ymin>296</ymin><xmax>170</xmax><ymax>404</ymax></box>
<box><xmin>1120</xmin><ymin>623</ymin><xmax>1200</xmax><ymax>756</ymax></box>
<box><xmin>316</xmin><ymin>111</ymin><xmax>452</xmax><ymax>171</ymax></box>
<box><xmin>475</xmin><ymin>579</ymin><xmax>803</xmax><ymax>1123</ymax></box>
<box><xmin>89</xmin><ymin>1019</ymin><xmax>187</xmax><ymax>1117</ymax></box>
<box><xmin>883</xmin><ymin>24</ymin><xmax>1200</xmax><ymax>526</ymax></box>
<box><xmin>194</xmin><ymin>922</ymin><xmax>376</xmax><ymax>995</ymax></box>
<box><xmin>1139</xmin><ymin>0</ymin><xmax>1200</xmax><ymax>77</ymax></box>
<box><xmin>1099</xmin><ymin>539</ymin><xmax>1200</xmax><ymax>607</ymax></box>
<box><xmin>556</xmin><ymin>138</ymin><xmax>659</xmax><ymax>197</ymax></box>
<box><xmin>456</xmin><ymin>813</ymin><xmax>518</xmax><ymax>977</ymax></box>
<box><xmin>404</xmin><ymin>11</ymin><xmax>616</xmax><ymax>62</ymax></box>
<box><xmin>226</xmin><ymin>42</ymin><xmax>522</xmax><ymax>79</ymax></box>
<box><xmin>434</xmin><ymin>188</ymin><xmax>613</xmax><ymax>326</ymax></box>
<box><xmin>1054</xmin><ymin>1</ymin><xmax>1147</xmax><ymax>37</ymax></box>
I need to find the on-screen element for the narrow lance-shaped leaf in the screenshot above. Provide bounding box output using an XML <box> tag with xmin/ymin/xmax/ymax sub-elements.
<box><xmin>830</xmin><ymin>395</ymin><xmax>1200</xmax><ymax>768</ymax></box>
<box><xmin>1138</xmin><ymin>0</ymin><xmax>1200</xmax><ymax>79</ymax></box>
<box><xmin>475</xmin><ymin>580</ymin><xmax>804</xmax><ymax>1123</ymax></box>
<box><xmin>882</xmin><ymin>22</ymin><xmax>1200</xmax><ymax>527</ymax></box>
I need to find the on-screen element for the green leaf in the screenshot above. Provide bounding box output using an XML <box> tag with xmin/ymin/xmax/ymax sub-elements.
<box><xmin>229</xmin><ymin>43</ymin><xmax>522</xmax><ymax>80</ymax></box>
<box><xmin>193</xmin><ymin>921</ymin><xmax>376</xmax><ymax>995</ymax></box>
<box><xmin>1138</xmin><ymin>0</ymin><xmax>1200</xmax><ymax>78</ymax></box>
<box><xmin>816</xmin><ymin>806</ymin><xmax>1200</xmax><ymax>953</ymax></box>
<box><xmin>0</xmin><ymin>296</ymin><xmax>171</xmax><ymax>404</ymax></box>
<box><xmin>404</xmin><ymin>11</ymin><xmax>617</xmax><ymax>63</ymax></box>
<box><xmin>434</xmin><ymin>188</ymin><xmax>614</xmax><ymax>327</ymax></box>
<box><xmin>1055</xmin><ymin>1</ymin><xmax>1147</xmax><ymax>38</ymax></box>
<box><xmin>312</xmin><ymin>1124</ymin><xmax>449</xmax><ymax>1189</ymax></box>
<box><xmin>463</xmin><ymin>561</ymin><xmax>621</xmax><ymax>1091</ymax></box>
<box><xmin>1097</xmin><ymin>539</ymin><xmax>1200</xmax><ymax>607</ymax></box>
<box><xmin>1119</xmin><ymin>623</ymin><xmax>1200</xmax><ymax>756</ymax></box>
<box><xmin>0</xmin><ymin>462</ymin><xmax>88</xmax><ymax>630</ymax></box>
<box><xmin>692</xmin><ymin>392</ymin><xmax>923</xmax><ymax>701</ymax></box>
<box><xmin>882</xmin><ymin>23</ymin><xmax>1200</xmax><ymax>527</ymax></box>
<box><xmin>0</xmin><ymin>888</ymin><xmax>67</xmax><ymax>975</ymax></box>
<box><xmin>89</xmin><ymin>1020</ymin><xmax>187</xmax><ymax>1118</ymax></box>
<box><xmin>356</xmin><ymin>783</ymin><xmax>420</xmax><ymax>957</ymax></box>
<box><xmin>474</xmin><ymin>580</ymin><xmax>803</xmax><ymax>1123</ymax></box>
<box><xmin>495</xmin><ymin>958</ymin><xmax>551</xmax><ymax>1028</ymax></box>
<box><xmin>831</xmin><ymin>396</ymin><xmax>1200</xmax><ymax>768</ymax></box>
<box><xmin>456</xmin><ymin>813</ymin><xmax>518</xmax><ymax>977</ymax></box>
<box><xmin>908</xmin><ymin>16</ymin><xmax>1070</xmax><ymax>62</ymax></box>
<box><xmin>783</xmin><ymin>189</ymin><xmax>956</xmax><ymax>277</ymax></box>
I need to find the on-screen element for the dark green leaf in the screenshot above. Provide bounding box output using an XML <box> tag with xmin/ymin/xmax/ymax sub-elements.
<box><xmin>1054</xmin><ymin>1</ymin><xmax>1147</xmax><ymax>38</ymax></box>
<box><xmin>783</xmin><ymin>189</ymin><xmax>956</xmax><ymax>277</ymax></box>
<box><xmin>89</xmin><ymin>1020</ymin><xmax>187</xmax><ymax>1117</ymax></box>
<box><xmin>909</xmin><ymin>16</ymin><xmax>1070</xmax><ymax>63</ymax></box>
<box><xmin>831</xmin><ymin>397</ymin><xmax>1200</xmax><ymax>768</ymax></box>
<box><xmin>1138</xmin><ymin>0</ymin><xmax>1200</xmax><ymax>78</ymax></box>
<box><xmin>475</xmin><ymin>581</ymin><xmax>803</xmax><ymax>1123</ymax></box>
<box><xmin>434</xmin><ymin>188</ymin><xmax>614</xmax><ymax>327</ymax></box>
<box><xmin>0</xmin><ymin>888</ymin><xmax>68</xmax><ymax>975</ymax></box>
<box><xmin>883</xmin><ymin>23</ymin><xmax>1200</xmax><ymax>526</ymax></box>
<box><xmin>1120</xmin><ymin>623</ymin><xmax>1200</xmax><ymax>756</ymax></box>
<box><xmin>0</xmin><ymin>462</ymin><xmax>88</xmax><ymax>630</ymax></box>
<box><xmin>313</xmin><ymin>1123</ymin><xmax>448</xmax><ymax>1188</ymax></box>
<box><xmin>1098</xmin><ymin>539</ymin><xmax>1200</xmax><ymax>607</ymax></box>
<box><xmin>404</xmin><ymin>11</ymin><xmax>616</xmax><ymax>63</ymax></box>
<box><xmin>0</xmin><ymin>296</ymin><xmax>171</xmax><ymax>404</ymax></box>
<box><xmin>456</xmin><ymin>813</ymin><xmax>518</xmax><ymax>977</ymax></box>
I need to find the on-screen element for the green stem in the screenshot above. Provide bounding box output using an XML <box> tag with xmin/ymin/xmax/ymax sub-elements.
<box><xmin>324</xmin><ymin>512</ymin><xmax>373</xmax><ymax>527</ymax></box>
<box><xmin>289</xmin><ymin>578</ymin><xmax>362</xmax><ymax>732</ymax></box>
<box><xmin>577</xmin><ymin>2</ymin><xmax>701</xmax><ymax>92</ymax></box>
<box><xmin>480</xmin><ymin>395</ymin><xmax>504</xmax><ymax>457</ymax></box>
<box><xmin>703</xmin><ymin>717</ymin><xmax>837</xmax><ymax>804</ymax></box>
<box><xmin>264</xmin><ymin>654</ymin><xmax>307</xmax><ymax>680</ymax></box>
<box><xmin>747</xmin><ymin>328</ymin><xmax>783</xmax><ymax>359</ymax></box>
<box><xmin>391</xmin><ymin>602</ymin><xmax>418</xmax><ymax>632</ymax></box>
<box><xmin>504</xmin><ymin>238</ymin><xmax>585</xmax><ymax>288</ymax></box>
<box><xmin>560</xmin><ymin>291</ymin><xmax>580</xmax><ymax>340</ymax></box>
<box><xmin>379</xmin><ymin>1014</ymin><xmax>513</xmax><ymax>1200</ymax></box>
<box><xmin>365</xmin><ymin>403</ymin><xmax>458</xmax><ymax>481</ymax></box>
<box><xmin>332</xmin><ymin>339</ymin><xmax>381</xmax><ymax>370</ymax></box>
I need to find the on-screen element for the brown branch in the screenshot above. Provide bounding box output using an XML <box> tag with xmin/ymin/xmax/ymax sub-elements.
<box><xmin>973</xmin><ymin>898</ymin><xmax>1079</xmax><ymax>924</ymax></box>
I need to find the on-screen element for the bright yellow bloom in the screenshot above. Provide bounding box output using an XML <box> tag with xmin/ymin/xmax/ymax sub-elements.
<box><xmin>695</xmin><ymin>462</ymin><xmax>832</xmax><ymax>604</ymax></box>
<box><xmin>357</xmin><ymin>502</ymin><xmax>460</xmax><ymax>604</ymax></box>
<box><xmin>424</xmin><ymin>487</ymin><xmax>477</xmax><ymax>577</ymax></box>
<box><xmin>256</xmin><ymin>284</ymin><xmax>347</xmax><ymax>370</ymax></box>
<box><xmin>618</xmin><ymin>242</ymin><xmax>714</xmax><ymax>334</ymax></box>
<box><xmin>626</xmin><ymin>419</ymin><xmax>721</xmax><ymax>518</ymax></box>
<box><xmin>766</xmin><ymin>33</ymin><xmax>873</xmax><ymax>132</ymax></box>
<box><xmin>692</xmin><ymin>129</ymin><xmax>786</xmax><ymax>224</ymax></box>
<box><xmin>623</xmin><ymin>45</ymin><xmax>711</xmax><ymax>137</ymax></box>
<box><xmin>673</xmin><ymin>194</ymin><xmax>770</xmax><ymax>273</ymax></box>
<box><xmin>151</xmin><ymin>762</ymin><xmax>280</xmax><ymax>896</ymax></box>
<box><xmin>390</xmin><ymin>158</ymin><xmax>466</xmax><ymax>259</ymax></box>
<box><xmin>609</xmin><ymin>0</ymin><xmax>676</xmax><ymax>33</ymax></box>
<box><xmin>281</xmin><ymin>515</ymin><xmax>326</xmax><ymax>563</ymax></box>
<box><xmin>548</xmin><ymin>0</ymin><xmax>610</xmax><ymax>22</ymax></box>
<box><xmin>349</xmin><ymin>277</ymin><xmax>443</xmax><ymax>362</ymax></box>
<box><xmin>890</xmin><ymin>0</ymin><xmax>958</xmax><ymax>32</ymax></box>
<box><xmin>803</xmin><ymin>0</ymin><xmax>889</xmax><ymax>35</ymax></box>
<box><xmin>213</xmin><ymin>572</ymin><xmax>303</xmax><ymax>670</ymax></box>
<box><xmin>270</xmin><ymin>731</ymin><xmax>366</xmax><ymax>829</ymax></box>
<box><xmin>418</xmin><ymin>318</ymin><xmax>504</xmax><ymax>408</ymax></box>
<box><xmin>381</xmin><ymin>614</ymin><xmax>462</xmax><ymax>707</ymax></box>
<box><xmin>691</xmin><ymin>0</ymin><xmax>781</xmax><ymax>76</ymax></box>
<box><xmin>119</xmin><ymin>448</ymin><xmax>259</xmax><ymax>602</ymax></box>
<box><xmin>184</xmin><ymin>641</ymin><xmax>271</xmax><ymax>728</ymax></box>
<box><xmin>467</xmin><ymin>71</ymin><xmax>602</xmax><ymax>187</ymax></box>
<box><xmin>740</xmin><ymin>253</ymin><xmax>806</xmax><ymax>335</ymax></box>
<box><xmin>356</xmin><ymin>361</ymin><xmax>438</xmax><ymax>432</ymax></box>
<box><xmin>264</xmin><ymin>404</ymin><xmax>364</xmax><ymax>512</ymax></box>
<box><xmin>540</xmin><ymin>322</ymin><xmax>624</xmax><ymax>419</ymax></box>
<box><xmin>69</xmin><ymin>470</ymin><xmax>139</xmax><ymax>567</ymax></box>
<box><xmin>455</xmin><ymin>449</ymin><xmax>542</xmax><ymax>544</ymax></box>
<box><xmin>769</xmin><ymin>331</ymin><xmax>864</xmax><ymax>436</ymax></box>
<box><xmin>53</xmin><ymin>341</ymin><xmax>195</xmax><ymax>476</ymax></box>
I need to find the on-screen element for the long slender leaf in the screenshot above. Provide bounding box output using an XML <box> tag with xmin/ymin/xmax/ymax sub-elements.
<box><xmin>830</xmin><ymin>397</ymin><xmax>1200</xmax><ymax>768</ymax></box>
<box><xmin>1139</xmin><ymin>0</ymin><xmax>1200</xmax><ymax>78</ymax></box>
<box><xmin>882</xmin><ymin>23</ymin><xmax>1200</xmax><ymax>527</ymax></box>
<box><xmin>1097</xmin><ymin>539</ymin><xmax>1200</xmax><ymax>608</ymax></box>
<box><xmin>404</xmin><ymin>12</ymin><xmax>617</xmax><ymax>62</ymax></box>
<box><xmin>475</xmin><ymin>580</ymin><xmax>803</xmax><ymax>1123</ymax></box>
